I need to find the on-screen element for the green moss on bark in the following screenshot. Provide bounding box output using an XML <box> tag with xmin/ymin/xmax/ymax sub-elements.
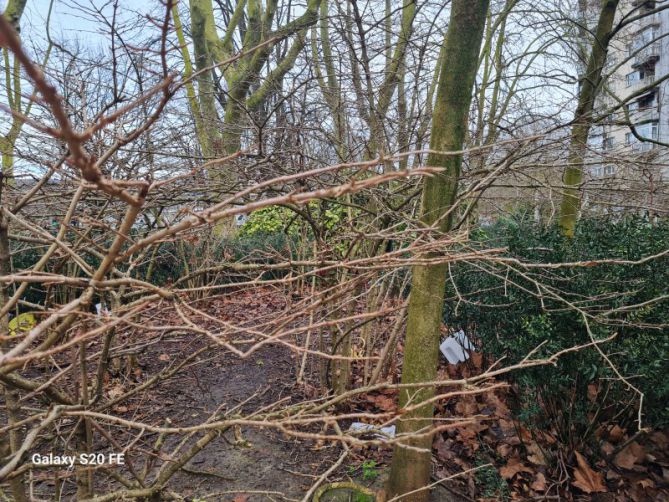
<box><xmin>386</xmin><ymin>1</ymin><xmax>490</xmax><ymax>500</ymax></box>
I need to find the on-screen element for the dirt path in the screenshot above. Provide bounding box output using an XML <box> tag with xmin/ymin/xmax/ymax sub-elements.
<box><xmin>18</xmin><ymin>290</ymin><xmax>460</xmax><ymax>501</ymax></box>
<box><xmin>121</xmin><ymin>292</ymin><xmax>343</xmax><ymax>501</ymax></box>
<box><xmin>163</xmin><ymin>341</ymin><xmax>340</xmax><ymax>501</ymax></box>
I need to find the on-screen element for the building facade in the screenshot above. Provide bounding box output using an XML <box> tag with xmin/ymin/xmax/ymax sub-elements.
<box><xmin>585</xmin><ymin>0</ymin><xmax>669</xmax><ymax>216</ymax></box>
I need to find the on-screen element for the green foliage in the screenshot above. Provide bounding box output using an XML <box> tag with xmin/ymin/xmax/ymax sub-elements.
<box><xmin>240</xmin><ymin>201</ymin><xmax>352</xmax><ymax>240</ymax></box>
<box><xmin>474</xmin><ymin>459</ymin><xmax>509</xmax><ymax>500</ymax></box>
<box><xmin>445</xmin><ymin>215</ymin><xmax>669</xmax><ymax>440</ymax></box>
<box><xmin>239</xmin><ymin>206</ymin><xmax>301</xmax><ymax>237</ymax></box>
<box><xmin>10</xmin><ymin>245</ymin><xmax>48</xmax><ymax>306</ymax></box>
<box><xmin>361</xmin><ymin>460</ymin><xmax>379</xmax><ymax>481</ymax></box>
<box><xmin>347</xmin><ymin>459</ymin><xmax>379</xmax><ymax>482</ymax></box>
<box><xmin>354</xmin><ymin>494</ymin><xmax>375</xmax><ymax>502</ymax></box>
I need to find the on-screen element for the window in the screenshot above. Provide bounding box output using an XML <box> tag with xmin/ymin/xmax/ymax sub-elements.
<box><xmin>626</xmin><ymin>69</ymin><xmax>655</xmax><ymax>87</ymax></box>
<box><xmin>627</xmin><ymin>72</ymin><xmax>640</xmax><ymax>87</ymax></box>
<box><xmin>604</xmin><ymin>165</ymin><xmax>616</xmax><ymax>176</ymax></box>
<box><xmin>630</xmin><ymin>26</ymin><xmax>659</xmax><ymax>56</ymax></box>
<box><xmin>627</xmin><ymin>122</ymin><xmax>659</xmax><ymax>150</ymax></box>
<box><xmin>637</xmin><ymin>26</ymin><xmax>659</xmax><ymax>47</ymax></box>
<box><xmin>603</xmin><ymin>137</ymin><xmax>614</xmax><ymax>150</ymax></box>
<box><xmin>591</xmin><ymin>166</ymin><xmax>603</xmax><ymax>177</ymax></box>
<box><xmin>588</xmin><ymin>130</ymin><xmax>602</xmax><ymax>147</ymax></box>
<box><xmin>636</xmin><ymin>121</ymin><xmax>659</xmax><ymax>140</ymax></box>
<box><xmin>638</xmin><ymin>92</ymin><xmax>656</xmax><ymax>110</ymax></box>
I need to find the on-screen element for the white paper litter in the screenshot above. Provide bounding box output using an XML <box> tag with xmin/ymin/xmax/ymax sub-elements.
<box><xmin>95</xmin><ymin>303</ymin><xmax>110</xmax><ymax>316</ymax></box>
<box><xmin>348</xmin><ymin>422</ymin><xmax>396</xmax><ymax>439</ymax></box>
<box><xmin>439</xmin><ymin>329</ymin><xmax>476</xmax><ymax>365</ymax></box>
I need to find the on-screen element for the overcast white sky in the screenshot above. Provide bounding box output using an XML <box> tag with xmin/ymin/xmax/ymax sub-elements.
<box><xmin>10</xmin><ymin>0</ymin><xmax>156</xmax><ymax>49</ymax></box>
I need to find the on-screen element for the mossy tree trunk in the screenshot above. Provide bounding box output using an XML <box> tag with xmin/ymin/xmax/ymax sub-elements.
<box><xmin>1</xmin><ymin>4</ymin><xmax>30</xmax><ymax>501</ymax></box>
<box><xmin>559</xmin><ymin>0</ymin><xmax>619</xmax><ymax>238</ymax></box>
<box><xmin>185</xmin><ymin>0</ymin><xmax>321</xmax><ymax>186</ymax></box>
<box><xmin>1</xmin><ymin>3</ymin><xmax>39</xmax><ymax>501</ymax></box>
<box><xmin>386</xmin><ymin>1</ymin><xmax>489</xmax><ymax>500</ymax></box>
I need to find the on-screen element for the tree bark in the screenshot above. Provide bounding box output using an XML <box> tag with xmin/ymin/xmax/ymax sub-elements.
<box><xmin>1</xmin><ymin>4</ymin><xmax>30</xmax><ymax>500</ymax></box>
<box><xmin>386</xmin><ymin>2</ymin><xmax>489</xmax><ymax>500</ymax></box>
<box><xmin>559</xmin><ymin>0</ymin><xmax>619</xmax><ymax>238</ymax></box>
<box><xmin>187</xmin><ymin>0</ymin><xmax>321</xmax><ymax>165</ymax></box>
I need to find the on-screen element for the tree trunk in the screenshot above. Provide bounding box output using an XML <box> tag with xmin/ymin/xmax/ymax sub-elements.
<box><xmin>0</xmin><ymin>217</ymin><xmax>27</xmax><ymax>502</ymax></box>
<box><xmin>1</xmin><ymin>4</ymin><xmax>30</xmax><ymax>500</ymax></box>
<box><xmin>386</xmin><ymin>2</ymin><xmax>489</xmax><ymax>500</ymax></box>
<box><xmin>559</xmin><ymin>0</ymin><xmax>619</xmax><ymax>238</ymax></box>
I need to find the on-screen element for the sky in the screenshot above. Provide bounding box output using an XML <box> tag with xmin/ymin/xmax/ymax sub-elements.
<box><xmin>13</xmin><ymin>0</ymin><xmax>156</xmax><ymax>50</ymax></box>
<box><xmin>0</xmin><ymin>0</ymin><xmax>157</xmax><ymax>139</ymax></box>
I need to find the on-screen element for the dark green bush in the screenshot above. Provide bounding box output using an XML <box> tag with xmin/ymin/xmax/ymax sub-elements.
<box><xmin>9</xmin><ymin>227</ymin><xmax>302</xmax><ymax>311</ymax></box>
<box><xmin>445</xmin><ymin>215</ymin><xmax>669</xmax><ymax>440</ymax></box>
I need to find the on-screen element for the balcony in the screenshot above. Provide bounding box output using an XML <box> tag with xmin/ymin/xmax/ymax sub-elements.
<box><xmin>633</xmin><ymin>9</ymin><xmax>660</xmax><ymax>30</ymax></box>
<box><xmin>627</xmin><ymin>74</ymin><xmax>656</xmax><ymax>91</ymax></box>
<box><xmin>632</xmin><ymin>42</ymin><xmax>660</xmax><ymax>68</ymax></box>
<box><xmin>626</xmin><ymin>127</ymin><xmax>659</xmax><ymax>152</ymax></box>
<box><xmin>630</xmin><ymin>108</ymin><xmax>660</xmax><ymax>123</ymax></box>
<box><xmin>632</xmin><ymin>141</ymin><xmax>657</xmax><ymax>152</ymax></box>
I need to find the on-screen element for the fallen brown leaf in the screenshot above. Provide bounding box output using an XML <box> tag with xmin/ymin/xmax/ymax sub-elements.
<box><xmin>500</xmin><ymin>457</ymin><xmax>532</xmax><ymax>480</ymax></box>
<box><xmin>455</xmin><ymin>397</ymin><xmax>479</xmax><ymax>416</ymax></box>
<box><xmin>601</xmin><ymin>441</ymin><xmax>615</xmax><ymax>456</ymax></box>
<box><xmin>499</xmin><ymin>419</ymin><xmax>516</xmax><ymax>436</ymax></box>
<box><xmin>650</xmin><ymin>431</ymin><xmax>668</xmax><ymax>450</ymax></box>
<box><xmin>518</xmin><ymin>426</ymin><xmax>532</xmax><ymax>442</ymax></box>
<box><xmin>496</xmin><ymin>443</ymin><xmax>513</xmax><ymax>459</ymax></box>
<box><xmin>572</xmin><ymin>451</ymin><xmax>607</xmax><ymax>494</ymax></box>
<box><xmin>470</xmin><ymin>351</ymin><xmax>483</xmax><ymax>370</ymax></box>
<box><xmin>608</xmin><ymin>425</ymin><xmax>625</xmax><ymax>443</ymax></box>
<box><xmin>369</xmin><ymin>394</ymin><xmax>396</xmax><ymax>412</ymax></box>
<box><xmin>107</xmin><ymin>384</ymin><xmax>125</xmax><ymax>400</ymax></box>
<box><xmin>485</xmin><ymin>392</ymin><xmax>511</xmax><ymax>416</ymax></box>
<box><xmin>526</xmin><ymin>442</ymin><xmax>547</xmax><ymax>466</ymax></box>
<box><xmin>434</xmin><ymin>436</ymin><xmax>454</xmax><ymax>462</ymax></box>
<box><xmin>531</xmin><ymin>472</ymin><xmax>547</xmax><ymax>492</ymax></box>
<box><xmin>636</xmin><ymin>478</ymin><xmax>655</xmax><ymax>489</ymax></box>
<box><xmin>614</xmin><ymin>441</ymin><xmax>645</xmax><ymax>470</ymax></box>
<box><xmin>606</xmin><ymin>469</ymin><xmax>621</xmax><ymax>481</ymax></box>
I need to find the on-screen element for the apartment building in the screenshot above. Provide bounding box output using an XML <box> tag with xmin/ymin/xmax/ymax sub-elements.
<box><xmin>475</xmin><ymin>0</ymin><xmax>669</xmax><ymax>223</ymax></box>
<box><xmin>589</xmin><ymin>2</ymin><xmax>666</xmax><ymax>147</ymax></box>
<box><xmin>585</xmin><ymin>0</ymin><xmax>669</xmax><ymax>216</ymax></box>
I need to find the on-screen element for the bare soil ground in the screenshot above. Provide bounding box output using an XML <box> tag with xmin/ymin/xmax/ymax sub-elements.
<box><xmin>104</xmin><ymin>291</ymin><xmax>346</xmax><ymax>501</ymax></box>
<box><xmin>13</xmin><ymin>289</ymin><xmax>666</xmax><ymax>501</ymax></box>
<box><xmin>162</xmin><ymin>341</ymin><xmax>341</xmax><ymax>501</ymax></box>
